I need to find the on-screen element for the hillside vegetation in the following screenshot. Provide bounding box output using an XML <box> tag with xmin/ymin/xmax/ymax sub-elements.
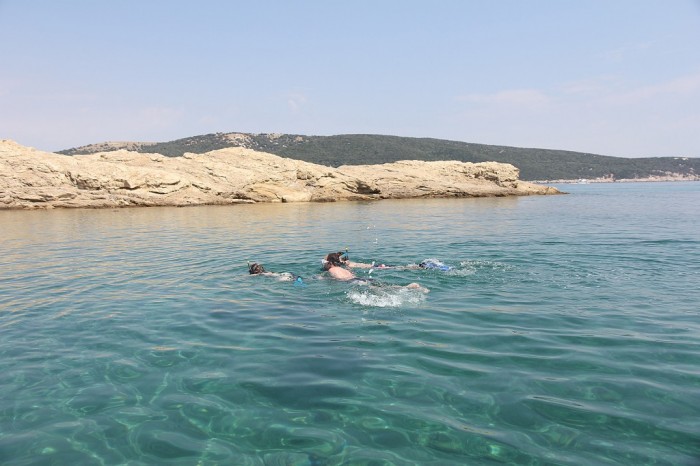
<box><xmin>59</xmin><ymin>133</ymin><xmax>699</xmax><ymax>181</ymax></box>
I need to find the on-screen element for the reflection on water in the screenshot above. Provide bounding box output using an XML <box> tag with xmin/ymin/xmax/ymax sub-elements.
<box><xmin>1</xmin><ymin>185</ymin><xmax>700</xmax><ymax>464</ymax></box>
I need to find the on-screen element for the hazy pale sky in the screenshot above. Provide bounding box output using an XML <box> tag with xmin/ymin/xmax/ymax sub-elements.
<box><xmin>1</xmin><ymin>0</ymin><xmax>699</xmax><ymax>156</ymax></box>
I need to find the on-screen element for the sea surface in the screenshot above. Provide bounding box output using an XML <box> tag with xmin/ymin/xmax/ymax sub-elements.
<box><xmin>1</xmin><ymin>182</ymin><xmax>699</xmax><ymax>465</ymax></box>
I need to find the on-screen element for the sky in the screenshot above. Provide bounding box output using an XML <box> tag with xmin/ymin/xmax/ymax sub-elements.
<box><xmin>1</xmin><ymin>1</ymin><xmax>699</xmax><ymax>157</ymax></box>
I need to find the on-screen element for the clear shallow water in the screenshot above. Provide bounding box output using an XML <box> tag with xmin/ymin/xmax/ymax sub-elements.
<box><xmin>1</xmin><ymin>182</ymin><xmax>699</xmax><ymax>465</ymax></box>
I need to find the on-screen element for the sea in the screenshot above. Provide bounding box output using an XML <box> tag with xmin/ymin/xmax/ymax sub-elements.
<box><xmin>1</xmin><ymin>182</ymin><xmax>698</xmax><ymax>466</ymax></box>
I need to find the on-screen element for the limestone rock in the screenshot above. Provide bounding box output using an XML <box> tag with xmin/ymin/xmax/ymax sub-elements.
<box><xmin>0</xmin><ymin>139</ymin><xmax>559</xmax><ymax>210</ymax></box>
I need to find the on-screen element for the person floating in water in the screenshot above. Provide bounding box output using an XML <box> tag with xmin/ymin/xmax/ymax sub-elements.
<box><xmin>322</xmin><ymin>252</ymin><xmax>429</xmax><ymax>292</ymax></box>
<box><xmin>324</xmin><ymin>250</ymin><xmax>394</xmax><ymax>270</ymax></box>
<box><xmin>418</xmin><ymin>259</ymin><xmax>453</xmax><ymax>271</ymax></box>
<box><xmin>248</xmin><ymin>262</ymin><xmax>304</xmax><ymax>285</ymax></box>
<box><xmin>328</xmin><ymin>250</ymin><xmax>453</xmax><ymax>272</ymax></box>
<box><xmin>321</xmin><ymin>252</ymin><xmax>356</xmax><ymax>280</ymax></box>
<box><xmin>366</xmin><ymin>258</ymin><xmax>452</xmax><ymax>271</ymax></box>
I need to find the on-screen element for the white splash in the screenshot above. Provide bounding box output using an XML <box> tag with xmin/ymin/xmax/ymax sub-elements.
<box><xmin>347</xmin><ymin>286</ymin><xmax>427</xmax><ymax>308</ymax></box>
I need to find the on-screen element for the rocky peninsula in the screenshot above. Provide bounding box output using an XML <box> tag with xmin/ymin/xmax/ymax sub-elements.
<box><xmin>0</xmin><ymin>139</ymin><xmax>560</xmax><ymax>210</ymax></box>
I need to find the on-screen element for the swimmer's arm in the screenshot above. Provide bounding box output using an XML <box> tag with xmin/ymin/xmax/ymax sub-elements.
<box><xmin>346</xmin><ymin>261</ymin><xmax>373</xmax><ymax>269</ymax></box>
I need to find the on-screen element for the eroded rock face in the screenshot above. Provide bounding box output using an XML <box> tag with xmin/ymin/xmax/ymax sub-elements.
<box><xmin>0</xmin><ymin>140</ymin><xmax>559</xmax><ymax>209</ymax></box>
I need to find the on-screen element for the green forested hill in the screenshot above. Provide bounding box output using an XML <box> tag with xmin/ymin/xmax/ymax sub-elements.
<box><xmin>59</xmin><ymin>133</ymin><xmax>699</xmax><ymax>181</ymax></box>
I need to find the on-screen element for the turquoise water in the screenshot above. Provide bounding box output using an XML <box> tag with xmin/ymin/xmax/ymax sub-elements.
<box><xmin>1</xmin><ymin>182</ymin><xmax>699</xmax><ymax>465</ymax></box>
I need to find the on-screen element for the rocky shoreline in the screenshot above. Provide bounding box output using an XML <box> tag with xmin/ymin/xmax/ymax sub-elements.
<box><xmin>1</xmin><ymin>139</ymin><xmax>560</xmax><ymax>210</ymax></box>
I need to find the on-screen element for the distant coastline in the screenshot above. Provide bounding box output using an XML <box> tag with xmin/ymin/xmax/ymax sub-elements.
<box><xmin>536</xmin><ymin>175</ymin><xmax>700</xmax><ymax>184</ymax></box>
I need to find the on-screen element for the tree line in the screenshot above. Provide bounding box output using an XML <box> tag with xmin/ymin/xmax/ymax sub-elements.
<box><xmin>60</xmin><ymin>133</ymin><xmax>699</xmax><ymax>181</ymax></box>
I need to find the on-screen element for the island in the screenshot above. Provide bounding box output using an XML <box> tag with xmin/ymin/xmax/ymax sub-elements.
<box><xmin>0</xmin><ymin>139</ymin><xmax>560</xmax><ymax>210</ymax></box>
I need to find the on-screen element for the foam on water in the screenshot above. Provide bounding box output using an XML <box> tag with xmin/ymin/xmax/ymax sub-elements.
<box><xmin>346</xmin><ymin>284</ymin><xmax>428</xmax><ymax>308</ymax></box>
<box><xmin>453</xmin><ymin>259</ymin><xmax>514</xmax><ymax>277</ymax></box>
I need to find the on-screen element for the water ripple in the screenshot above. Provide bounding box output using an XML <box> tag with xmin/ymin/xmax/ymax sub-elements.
<box><xmin>1</xmin><ymin>187</ymin><xmax>700</xmax><ymax>464</ymax></box>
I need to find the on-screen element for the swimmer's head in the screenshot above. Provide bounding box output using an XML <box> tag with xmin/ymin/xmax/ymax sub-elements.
<box><xmin>325</xmin><ymin>252</ymin><xmax>344</xmax><ymax>268</ymax></box>
<box><xmin>249</xmin><ymin>263</ymin><xmax>265</xmax><ymax>274</ymax></box>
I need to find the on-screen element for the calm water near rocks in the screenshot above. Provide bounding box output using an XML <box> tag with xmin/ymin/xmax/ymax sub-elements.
<box><xmin>1</xmin><ymin>182</ymin><xmax>699</xmax><ymax>465</ymax></box>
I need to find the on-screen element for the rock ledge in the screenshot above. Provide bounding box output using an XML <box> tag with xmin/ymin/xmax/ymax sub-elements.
<box><xmin>0</xmin><ymin>140</ymin><xmax>560</xmax><ymax>210</ymax></box>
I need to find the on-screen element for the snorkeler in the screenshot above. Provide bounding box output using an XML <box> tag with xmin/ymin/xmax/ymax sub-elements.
<box><xmin>322</xmin><ymin>252</ymin><xmax>429</xmax><ymax>292</ymax></box>
<box><xmin>321</xmin><ymin>252</ymin><xmax>356</xmax><ymax>280</ymax></box>
<box><xmin>248</xmin><ymin>262</ymin><xmax>304</xmax><ymax>285</ymax></box>
<box><xmin>418</xmin><ymin>259</ymin><xmax>453</xmax><ymax>271</ymax></box>
<box><xmin>325</xmin><ymin>250</ymin><xmax>395</xmax><ymax>270</ymax></box>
